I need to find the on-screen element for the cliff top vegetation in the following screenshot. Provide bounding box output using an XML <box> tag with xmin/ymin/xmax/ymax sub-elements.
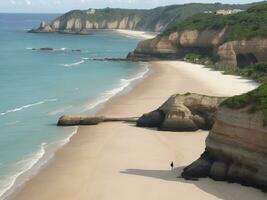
<box><xmin>222</xmin><ymin>83</ymin><xmax>267</xmax><ymax>124</ymax></box>
<box><xmin>53</xmin><ymin>2</ymin><xmax>260</xmax><ymax>31</ymax></box>
<box><xmin>163</xmin><ymin>3</ymin><xmax>267</xmax><ymax>41</ymax></box>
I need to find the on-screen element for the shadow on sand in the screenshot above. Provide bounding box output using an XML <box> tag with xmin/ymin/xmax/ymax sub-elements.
<box><xmin>120</xmin><ymin>167</ymin><xmax>266</xmax><ymax>200</ymax></box>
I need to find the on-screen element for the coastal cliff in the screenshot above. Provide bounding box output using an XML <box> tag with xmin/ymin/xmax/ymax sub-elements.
<box><xmin>182</xmin><ymin>84</ymin><xmax>267</xmax><ymax>191</ymax></box>
<box><xmin>30</xmin><ymin>2</ymin><xmax>258</xmax><ymax>34</ymax></box>
<box><xmin>127</xmin><ymin>28</ymin><xmax>229</xmax><ymax>61</ymax></box>
<box><xmin>128</xmin><ymin>4</ymin><xmax>267</xmax><ymax>69</ymax></box>
<box><xmin>29</xmin><ymin>21</ymin><xmax>54</xmax><ymax>33</ymax></box>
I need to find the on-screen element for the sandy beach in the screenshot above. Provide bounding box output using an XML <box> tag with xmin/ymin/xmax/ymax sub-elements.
<box><xmin>114</xmin><ymin>29</ymin><xmax>157</xmax><ymax>39</ymax></box>
<box><xmin>12</xmin><ymin>61</ymin><xmax>266</xmax><ymax>200</ymax></box>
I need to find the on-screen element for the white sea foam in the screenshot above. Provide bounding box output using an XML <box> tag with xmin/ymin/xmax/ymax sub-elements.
<box><xmin>84</xmin><ymin>63</ymin><xmax>149</xmax><ymax>111</ymax></box>
<box><xmin>56</xmin><ymin>127</ymin><xmax>78</xmax><ymax>147</ymax></box>
<box><xmin>82</xmin><ymin>57</ymin><xmax>89</xmax><ymax>60</ymax></box>
<box><xmin>0</xmin><ymin>127</ymin><xmax>78</xmax><ymax>200</ymax></box>
<box><xmin>0</xmin><ymin>64</ymin><xmax>149</xmax><ymax>199</ymax></box>
<box><xmin>0</xmin><ymin>99</ymin><xmax>57</xmax><ymax>116</ymax></box>
<box><xmin>0</xmin><ymin>143</ymin><xmax>46</xmax><ymax>200</ymax></box>
<box><xmin>60</xmin><ymin>60</ymin><xmax>85</xmax><ymax>67</ymax></box>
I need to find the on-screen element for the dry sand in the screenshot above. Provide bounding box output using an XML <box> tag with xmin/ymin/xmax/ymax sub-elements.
<box><xmin>114</xmin><ymin>29</ymin><xmax>157</xmax><ymax>39</ymax></box>
<box><xmin>12</xmin><ymin>61</ymin><xmax>266</xmax><ymax>200</ymax></box>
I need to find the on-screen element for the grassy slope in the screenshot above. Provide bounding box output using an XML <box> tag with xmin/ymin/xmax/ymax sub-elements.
<box><xmin>163</xmin><ymin>3</ymin><xmax>267</xmax><ymax>41</ymax></box>
<box><xmin>222</xmin><ymin>83</ymin><xmax>267</xmax><ymax>125</ymax></box>
<box><xmin>163</xmin><ymin>4</ymin><xmax>267</xmax><ymax>84</ymax></box>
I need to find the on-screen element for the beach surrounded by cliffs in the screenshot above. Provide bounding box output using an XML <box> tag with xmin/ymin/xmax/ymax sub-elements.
<box><xmin>2</xmin><ymin>2</ymin><xmax>267</xmax><ymax>200</ymax></box>
<box><xmin>10</xmin><ymin>61</ymin><xmax>266</xmax><ymax>200</ymax></box>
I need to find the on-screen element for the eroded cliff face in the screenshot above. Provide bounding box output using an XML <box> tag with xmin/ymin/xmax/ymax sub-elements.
<box><xmin>179</xmin><ymin>28</ymin><xmax>228</xmax><ymax>48</ymax></box>
<box><xmin>128</xmin><ymin>36</ymin><xmax>180</xmax><ymax>61</ymax></box>
<box><xmin>128</xmin><ymin>28</ymin><xmax>229</xmax><ymax>61</ymax></box>
<box><xmin>217</xmin><ymin>38</ymin><xmax>267</xmax><ymax>68</ymax></box>
<box><xmin>129</xmin><ymin>27</ymin><xmax>267</xmax><ymax>69</ymax></box>
<box><xmin>182</xmin><ymin>105</ymin><xmax>267</xmax><ymax>191</ymax></box>
<box><xmin>29</xmin><ymin>21</ymin><xmax>54</xmax><ymax>33</ymax></box>
<box><xmin>137</xmin><ymin>93</ymin><xmax>223</xmax><ymax>131</ymax></box>
<box><xmin>50</xmin><ymin>16</ymin><xmax>143</xmax><ymax>31</ymax></box>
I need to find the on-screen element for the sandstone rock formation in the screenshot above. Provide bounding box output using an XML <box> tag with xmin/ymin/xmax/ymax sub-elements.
<box><xmin>29</xmin><ymin>21</ymin><xmax>54</xmax><ymax>33</ymax></box>
<box><xmin>217</xmin><ymin>38</ymin><xmax>267</xmax><ymax>68</ymax></box>
<box><xmin>182</xmin><ymin>85</ymin><xmax>267</xmax><ymax>191</ymax></box>
<box><xmin>50</xmin><ymin>16</ymin><xmax>143</xmax><ymax>33</ymax></box>
<box><xmin>128</xmin><ymin>27</ymin><xmax>267</xmax><ymax>69</ymax></box>
<box><xmin>137</xmin><ymin>93</ymin><xmax>223</xmax><ymax>131</ymax></box>
<box><xmin>58</xmin><ymin>116</ymin><xmax>104</xmax><ymax>126</ymax></box>
<box><xmin>128</xmin><ymin>29</ymin><xmax>228</xmax><ymax>61</ymax></box>
<box><xmin>29</xmin><ymin>20</ymin><xmax>92</xmax><ymax>35</ymax></box>
<box><xmin>127</xmin><ymin>36</ymin><xmax>179</xmax><ymax>61</ymax></box>
<box><xmin>57</xmin><ymin>115</ymin><xmax>138</xmax><ymax>126</ymax></box>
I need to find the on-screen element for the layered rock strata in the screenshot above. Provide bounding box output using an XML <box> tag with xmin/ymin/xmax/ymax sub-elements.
<box><xmin>29</xmin><ymin>21</ymin><xmax>54</xmax><ymax>33</ymax></box>
<box><xmin>128</xmin><ymin>28</ymin><xmax>267</xmax><ymax>68</ymax></box>
<box><xmin>127</xmin><ymin>29</ymin><xmax>228</xmax><ymax>61</ymax></box>
<box><xmin>137</xmin><ymin>93</ymin><xmax>223</xmax><ymax>131</ymax></box>
<box><xmin>29</xmin><ymin>21</ymin><xmax>92</xmax><ymax>35</ymax></box>
<box><xmin>182</xmin><ymin>104</ymin><xmax>267</xmax><ymax>191</ymax></box>
<box><xmin>57</xmin><ymin>115</ymin><xmax>138</xmax><ymax>126</ymax></box>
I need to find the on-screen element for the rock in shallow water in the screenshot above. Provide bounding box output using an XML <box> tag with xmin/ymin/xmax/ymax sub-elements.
<box><xmin>29</xmin><ymin>21</ymin><xmax>54</xmax><ymax>33</ymax></box>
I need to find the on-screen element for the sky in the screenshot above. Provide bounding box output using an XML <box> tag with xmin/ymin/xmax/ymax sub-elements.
<box><xmin>0</xmin><ymin>0</ymin><xmax>263</xmax><ymax>13</ymax></box>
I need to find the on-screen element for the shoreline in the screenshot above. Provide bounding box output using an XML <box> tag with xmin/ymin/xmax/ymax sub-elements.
<box><xmin>1</xmin><ymin>62</ymin><xmax>150</xmax><ymax>200</ymax></box>
<box><xmin>11</xmin><ymin>61</ymin><xmax>266</xmax><ymax>200</ymax></box>
<box><xmin>114</xmin><ymin>29</ymin><xmax>157</xmax><ymax>39</ymax></box>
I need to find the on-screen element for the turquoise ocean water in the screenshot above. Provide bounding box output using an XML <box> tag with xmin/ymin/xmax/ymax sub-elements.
<box><xmin>0</xmin><ymin>13</ymin><xmax>148</xmax><ymax>199</ymax></box>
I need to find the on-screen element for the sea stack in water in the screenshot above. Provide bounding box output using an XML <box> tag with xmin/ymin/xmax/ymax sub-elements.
<box><xmin>29</xmin><ymin>21</ymin><xmax>54</xmax><ymax>33</ymax></box>
<box><xmin>182</xmin><ymin>84</ymin><xmax>267</xmax><ymax>191</ymax></box>
<box><xmin>137</xmin><ymin>93</ymin><xmax>224</xmax><ymax>131</ymax></box>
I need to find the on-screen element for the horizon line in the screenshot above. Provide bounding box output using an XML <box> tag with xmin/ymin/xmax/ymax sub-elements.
<box><xmin>0</xmin><ymin>1</ymin><xmax>265</xmax><ymax>14</ymax></box>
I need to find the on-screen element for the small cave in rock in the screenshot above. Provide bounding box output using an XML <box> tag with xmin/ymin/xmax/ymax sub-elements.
<box><xmin>236</xmin><ymin>53</ymin><xmax>258</xmax><ymax>68</ymax></box>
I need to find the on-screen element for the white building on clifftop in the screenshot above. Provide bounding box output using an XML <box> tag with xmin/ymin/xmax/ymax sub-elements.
<box><xmin>87</xmin><ymin>9</ymin><xmax>96</xmax><ymax>14</ymax></box>
<box><xmin>216</xmin><ymin>9</ymin><xmax>243</xmax><ymax>15</ymax></box>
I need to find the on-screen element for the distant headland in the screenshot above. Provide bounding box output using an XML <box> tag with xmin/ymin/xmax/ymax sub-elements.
<box><xmin>29</xmin><ymin>2</ymin><xmax>263</xmax><ymax>34</ymax></box>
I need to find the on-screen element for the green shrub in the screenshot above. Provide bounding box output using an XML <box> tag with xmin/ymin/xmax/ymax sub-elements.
<box><xmin>240</xmin><ymin>62</ymin><xmax>267</xmax><ymax>83</ymax></box>
<box><xmin>184</xmin><ymin>53</ymin><xmax>213</xmax><ymax>65</ymax></box>
<box><xmin>222</xmin><ymin>83</ymin><xmax>267</xmax><ymax>125</ymax></box>
<box><xmin>163</xmin><ymin>3</ymin><xmax>267</xmax><ymax>41</ymax></box>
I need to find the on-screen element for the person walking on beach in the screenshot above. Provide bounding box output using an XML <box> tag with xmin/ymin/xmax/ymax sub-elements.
<box><xmin>170</xmin><ymin>161</ymin><xmax>174</xmax><ymax>170</ymax></box>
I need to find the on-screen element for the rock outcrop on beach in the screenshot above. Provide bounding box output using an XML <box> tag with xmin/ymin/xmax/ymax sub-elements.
<box><xmin>30</xmin><ymin>3</ymin><xmax>258</xmax><ymax>34</ymax></box>
<box><xmin>182</xmin><ymin>84</ymin><xmax>267</xmax><ymax>191</ymax></box>
<box><xmin>58</xmin><ymin>116</ymin><xmax>105</xmax><ymax>126</ymax></box>
<box><xmin>137</xmin><ymin>93</ymin><xmax>224</xmax><ymax>131</ymax></box>
<box><xmin>128</xmin><ymin>4</ymin><xmax>267</xmax><ymax>69</ymax></box>
<box><xmin>57</xmin><ymin>115</ymin><xmax>138</xmax><ymax>126</ymax></box>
